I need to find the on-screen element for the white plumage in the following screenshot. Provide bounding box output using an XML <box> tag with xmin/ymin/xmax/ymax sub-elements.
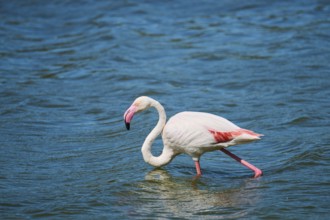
<box><xmin>124</xmin><ymin>96</ymin><xmax>263</xmax><ymax>177</ymax></box>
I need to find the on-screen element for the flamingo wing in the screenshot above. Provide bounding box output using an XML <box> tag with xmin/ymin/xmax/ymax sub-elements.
<box><xmin>162</xmin><ymin>111</ymin><xmax>262</xmax><ymax>159</ymax></box>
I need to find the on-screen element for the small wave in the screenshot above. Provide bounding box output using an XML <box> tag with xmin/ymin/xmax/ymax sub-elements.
<box><xmin>284</xmin><ymin>116</ymin><xmax>310</xmax><ymax>126</ymax></box>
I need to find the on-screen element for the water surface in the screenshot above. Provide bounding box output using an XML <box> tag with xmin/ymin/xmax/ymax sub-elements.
<box><xmin>1</xmin><ymin>0</ymin><xmax>329</xmax><ymax>219</ymax></box>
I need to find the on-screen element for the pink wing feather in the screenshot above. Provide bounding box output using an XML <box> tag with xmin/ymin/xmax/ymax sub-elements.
<box><xmin>209</xmin><ymin>129</ymin><xmax>262</xmax><ymax>143</ymax></box>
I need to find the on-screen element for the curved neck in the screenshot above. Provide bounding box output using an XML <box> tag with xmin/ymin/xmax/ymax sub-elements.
<box><xmin>141</xmin><ymin>99</ymin><xmax>174</xmax><ymax>167</ymax></box>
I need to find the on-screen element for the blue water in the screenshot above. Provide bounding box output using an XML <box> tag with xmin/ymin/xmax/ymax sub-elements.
<box><xmin>1</xmin><ymin>0</ymin><xmax>330</xmax><ymax>219</ymax></box>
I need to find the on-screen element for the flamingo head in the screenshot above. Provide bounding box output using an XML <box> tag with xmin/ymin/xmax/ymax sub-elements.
<box><xmin>123</xmin><ymin>96</ymin><xmax>153</xmax><ymax>130</ymax></box>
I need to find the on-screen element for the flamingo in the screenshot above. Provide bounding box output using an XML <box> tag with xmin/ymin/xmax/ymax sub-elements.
<box><xmin>123</xmin><ymin>96</ymin><xmax>263</xmax><ymax>178</ymax></box>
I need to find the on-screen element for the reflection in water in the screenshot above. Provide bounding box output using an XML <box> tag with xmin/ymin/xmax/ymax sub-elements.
<box><xmin>127</xmin><ymin>169</ymin><xmax>262</xmax><ymax>219</ymax></box>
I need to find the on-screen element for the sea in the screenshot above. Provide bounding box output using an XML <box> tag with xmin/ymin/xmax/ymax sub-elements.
<box><xmin>1</xmin><ymin>0</ymin><xmax>329</xmax><ymax>219</ymax></box>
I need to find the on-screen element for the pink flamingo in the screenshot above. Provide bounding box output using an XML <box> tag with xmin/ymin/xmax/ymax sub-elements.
<box><xmin>124</xmin><ymin>96</ymin><xmax>263</xmax><ymax>178</ymax></box>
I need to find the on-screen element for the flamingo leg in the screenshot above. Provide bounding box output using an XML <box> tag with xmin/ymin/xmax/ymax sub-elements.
<box><xmin>195</xmin><ymin>161</ymin><xmax>202</xmax><ymax>176</ymax></box>
<box><xmin>220</xmin><ymin>148</ymin><xmax>263</xmax><ymax>178</ymax></box>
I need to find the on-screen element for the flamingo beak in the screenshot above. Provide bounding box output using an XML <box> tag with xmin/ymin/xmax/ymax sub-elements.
<box><xmin>125</xmin><ymin>121</ymin><xmax>130</xmax><ymax>130</ymax></box>
<box><xmin>123</xmin><ymin>105</ymin><xmax>137</xmax><ymax>130</ymax></box>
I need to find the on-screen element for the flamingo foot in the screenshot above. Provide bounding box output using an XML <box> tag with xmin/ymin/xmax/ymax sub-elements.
<box><xmin>220</xmin><ymin>148</ymin><xmax>263</xmax><ymax>178</ymax></box>
<box><xmin>254</xmin><ymin>168</ymin><xmax>263</xmax><ymax>178</ymax></box>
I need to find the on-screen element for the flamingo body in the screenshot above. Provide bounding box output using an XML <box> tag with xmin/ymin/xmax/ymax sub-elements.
<box><xmin>124</xmin><ymin>96</ymin><xmax>263</xmax><ymax>178</ymax></box>
<box><xmin>163</xmin><ymin>111</ymin><xmax>261</xmax><ymax>161</ymax></box>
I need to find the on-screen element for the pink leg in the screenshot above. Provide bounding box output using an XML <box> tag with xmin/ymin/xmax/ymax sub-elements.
<box><xmin>195</xmin><ymin>161</ymin><xmax>202</xmax><ymax>176</ymax></box>
<box><xmin>220</xmin><ymin>148</ymin><xmax>263</xmax><ymax>178</ymax></box>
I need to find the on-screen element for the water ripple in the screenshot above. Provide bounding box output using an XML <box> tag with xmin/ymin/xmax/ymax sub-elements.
<box><xmin>1</xmin><ymin>0</ymin><xmax>330</xmax><ymax>219</ymax></box>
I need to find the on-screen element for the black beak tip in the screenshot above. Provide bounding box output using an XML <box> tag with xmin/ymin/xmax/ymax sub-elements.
<box><xmin>125</xmin><ymin>122</ymin><xmax>130</xmax><ymax>130</ymax></box>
